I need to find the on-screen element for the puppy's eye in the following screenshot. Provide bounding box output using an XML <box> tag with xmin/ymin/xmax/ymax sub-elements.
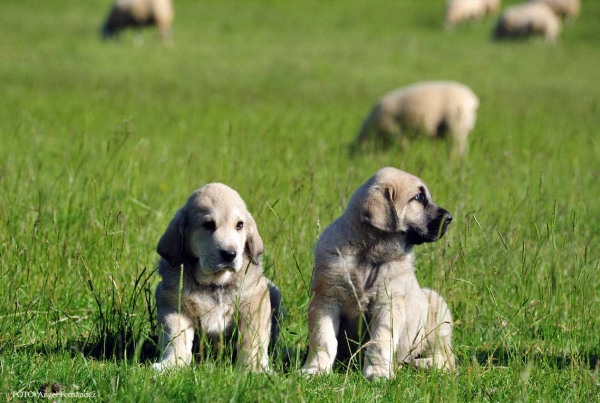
<box><xmin>413</xmin><ymin>193</ymin><xmax>426</xmax><ymax>203</ymax></box>
<box><xmin>202</xmin><ymin>221</ymin><xmax>216</xmax><ymax>232</ymax></box>
<box><xmin>236</xmin><ymin>221</ymin><xmax>244</xmax><ymax>231</ymax></box>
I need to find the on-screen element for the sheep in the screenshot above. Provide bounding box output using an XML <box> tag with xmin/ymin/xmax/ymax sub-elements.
<box><xmin>530</xmin><ymin>0</ymin><xmax>580</xmax><ymax>19</ymax></box>
<box><xmin>494</xmin><ymin>2</ymin><xmax>562</xmax><ymax>42</ymax></box>
<box><xmin>101</xmin><ymin>0</ymin><xmax>174</xmax><ymax>42</ymax></box>
<box><xmin>483</xmin><ymin>0</ymin><xmax>502</xmax><ymax>15</ymax></box>
<box><xmin>356</xmin><ymin>81</ymin><xmax>480</xmax><ymax>157</ymax></box>
<box><xmin>445</xmin><ymin>0</ymin><xmax>501</xmax><ymax>27</ymax></box>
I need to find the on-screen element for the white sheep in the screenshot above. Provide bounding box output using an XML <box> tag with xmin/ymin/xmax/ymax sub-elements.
<box><xmin>101</xmin><ymin>0</ymin><xmax>174</xmax><ymax>42</ymax></box>
<box><xmin>357</xmin><ymin>81</ymin><xmax>480</xmax><ymax>156</ymax></box>
<box><xmin>530</xmin><ymin>0</ymin><xmax>580</xmax><ymax>19</ymax></box>
<box><xmin>445</xmin><ymin>0</ymin><xmax>501</xmax><ymax>27</ymax></box>
<box><xmin>483</xmin><ymin>0</ymin><xmax>502</xmax><ymax>15</ymax></box>
<box><xmin>494</xmin><ymin>2</ymin><xmax>562</xmax><ymax>42</ymax></box>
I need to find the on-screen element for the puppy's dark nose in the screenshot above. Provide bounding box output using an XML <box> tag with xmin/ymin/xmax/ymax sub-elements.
<box><xmin>444</xmin><ymin>212</ymin><xmax>453</xmax><ymax>224</ymax></box>
<box><xmin>220</xmin><ymin>249</ymin><xmax>237</xmax><ymax>262</ymax></box>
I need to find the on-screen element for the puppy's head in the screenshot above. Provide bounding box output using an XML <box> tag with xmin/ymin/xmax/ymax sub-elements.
<box><xmin>352</xmin><ymin>167</ymin><xmax>452</xmax><ymax>245</ymax></box>
<box><xmin>157</xmin><ymin>183</ymin><xmax>264</xmax><ymax>275</ymax></box>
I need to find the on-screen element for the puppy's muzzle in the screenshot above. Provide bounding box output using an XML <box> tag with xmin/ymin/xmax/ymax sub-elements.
<box><xmin>406</xmin><ymin>207</ymin><xmax>452</xmax><ymax>245</ymax></box>
<box><xmin>216</xmin><ymin>249</ymin><xmax>238</xmax><ymax>272</ymax></box>
<box><xmin>220</xmin><ymin>249</ymin><xmax>237</xmax><ymax>263</ymax></box>
<box><xmin>443</xmin><ymin>211</ymin><xmax>453</xmax><ymax>225</ymax></box>
<box><xmin>432</xmin><ymin>208</ymin><xmax>452</xmax><ymax>239</ymax></box>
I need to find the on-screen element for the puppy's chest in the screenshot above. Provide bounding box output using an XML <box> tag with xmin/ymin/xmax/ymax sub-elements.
<box><xmin>340</xmin><ymin>263</ymin><xmax>388</xmax><ymax>309</ymax></box>
<box><xmin>182</xmin><ymin>290</ymin><xmax>236</xmax><ymax>335</ymax></box>
<box><xmin>339</xmin><ymin>258</ymin><xmax>412</xmax><ymax>313</ymax></box>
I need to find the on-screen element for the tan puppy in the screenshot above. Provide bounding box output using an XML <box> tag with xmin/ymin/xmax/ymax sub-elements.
<box><xmin>357</xmin><ymin>81</ymin><xmax>479</xmax><ymax>157</ymax></box>
<box><xmin>302</xmin><ymin>167</ymin><xmax>455</xmax><ymax>380</ymax></box>
<box><xmin>101</xmin><ymin>0</ymin><xmax>174</xmax><ymax>42</ymax></box>
<box><xmin>153</xmin><ymin>183</ymin><xmax>282</xmax><ymax>372</ymax></box>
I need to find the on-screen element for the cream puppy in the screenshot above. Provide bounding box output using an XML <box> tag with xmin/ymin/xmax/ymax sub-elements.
<box><xmin>153</xmin><ymin>183</ymin><xmax>282</xmax><ymax>372</ymax></box>
<box><xmin>302</xmin><ymin>168</ymin><xmax>455</xmax><ymax>380</ymax></box>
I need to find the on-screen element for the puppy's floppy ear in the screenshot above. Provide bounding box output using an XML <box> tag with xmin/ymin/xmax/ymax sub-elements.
<box><xmin>360</xmin><ymin>185</ymin><xmax>401</xmax><ymax>232</ymax></box>
<box><xmin>244</xmin><ymin>212</ymin><xmax>264</xmax><ymax>264</ymax></box>
<box><xmin>157</xmin><ymin>207</ymin><xmax>188</xmax><ymax>268</ymax></box>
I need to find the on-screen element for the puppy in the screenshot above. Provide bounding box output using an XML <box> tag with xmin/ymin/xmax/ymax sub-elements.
<box><xmin>153</xmin><ymin>183</ymin><xmax>282</xmax><ymax>372</ymax></box>
<box><xmin>302</xmin><ymin>167</ymin><xmax>455</xmax><ymax>380</ymax></box>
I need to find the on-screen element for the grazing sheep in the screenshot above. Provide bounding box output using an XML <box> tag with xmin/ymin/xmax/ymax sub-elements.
<box><xmin>530</xmin><ymin>0</ymin><xmax>580</xmax><ymax>19</ymax></box>
<box><xmin>483</xmin><ymin>0</ymin><xmax>502</xmax><ymax>15</ymax></box>
<box><xmin>101</xmin><ymin>0</ymin><xmax>174</xmax><ymax>42</ymax></box>
<box><xmin>494</xmin><ymin>2</ymin><xmax>562</xmax><ymax>42</ymax></box>
<box><xmin>357</xmin><ymin>81</ymin><xmax>480</xmax><ymax>156</ymax></box>
<box><xmin>445</xmin><ymin>0</ymin><xmax>501</xmax><ymax>27</ymax></box>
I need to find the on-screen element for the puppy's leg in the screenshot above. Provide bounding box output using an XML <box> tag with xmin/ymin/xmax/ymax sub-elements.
<box><xmin>302</xmin><ymin>298</ymin><xmax>340</xmax><ymax>375</ymax></box>
<box><xmin>153</xmin><ymin>307</ymin><xmax>194</xmax><ymax>371</ymax></box>
<box><xmin>237</xmin><ymin>286</ymin><xmax>271</xmax><ymax>372</ymax></box>
<box><xmin>412</xmin><ymin>289</ymin><xmax>455</xmax><ymax>371</ymax></box>
<box><xmin>363</xmin><ymin>297</ymin><xmax>404</xmax><ymax>380</ymax></box>
<box><xmin>396</xmin><ymin>308</ymin><xmax>426</xmax><ymax>368</ymax></box>
<box><xmin>412</xmin><ymin>341</ymin><xmax>454</xmax><ymax>371</ymax></box>
<box><xmin>411</xmin><ymin>332</ymin><xmax>454</xmax><ymax>370</ymax></box>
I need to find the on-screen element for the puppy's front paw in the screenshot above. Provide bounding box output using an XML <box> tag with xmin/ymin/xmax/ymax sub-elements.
<box><xmin>412</xmin><ymin>357</ymin><xmax>433</xmax><ymax>370</ymax></box>
<box><xmin>363</xmin><ymin>365</ymin><xmax>393</xmax><ymax>381</ymax></box>
<box><xmin>244</xmin><ymin>362</ymin><xmax>272</xmax><ymax>374</ymax></box>
<box><xmin>412</xmin><ymin>357</ymin><xmax>454</xmax><ymax>371</ymax></box>
<box><xmin>152</xmin><ymin>361</ymin><xmax>176</xmax><ymax>372</ymax></box>
<box><xmin>300</xmin><ymin>367</ymin><xmax>326</xmax><ymax>377</ymax></box>
<box><xmin>152</xmin><ymin>362</ymin><xmax>167</xmax><ymax>372</ymax></box>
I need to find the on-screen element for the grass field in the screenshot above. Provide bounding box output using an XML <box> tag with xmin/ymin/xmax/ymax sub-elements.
<box><xmin>1</xmin><ymin>0</ymin><xmax>600</xmax><ymax>401</ymax></box>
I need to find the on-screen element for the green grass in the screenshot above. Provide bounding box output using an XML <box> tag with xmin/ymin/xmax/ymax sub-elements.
<box><xmin>1</xmin><ymin>0</ymin><xmax>600</xmax><ymax>401</ymax></box>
